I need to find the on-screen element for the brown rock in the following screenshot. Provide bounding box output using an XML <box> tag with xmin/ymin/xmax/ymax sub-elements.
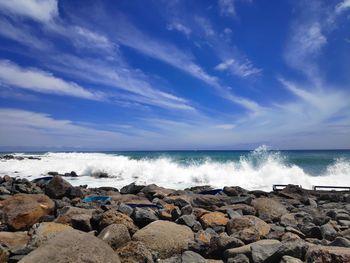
<box><xmin>200</xmin><ymin>212</ymin><xmax>229</xmax><ymax>228</ymax></box>
<box><xmin>0</xmin><ymin>194</ymin><xmax>54</xmax><ymax>230</ymax></box>
<box><xmin>98</xmin><ymin>224</ymin><xmax>131</xmax><ymax>250</ymax></box>
<box><xmin>305</xmin><ymin>245</ymin><xmax>350</xmax><ymax>263</ymax></box>
<box><xmin>99</xmin><ymin>210</ymin><xmax>138</xmax><ymax>234</ymax></box>
<box><xmin>116</xmin><ymin>241</ymin><xmax>154</xmax><ymax>263</ymax></box>
<box><xmin>218</xmin><ymin>204</ymin><xmax>256</xmax><ymax>215</ymax></box>
<box><xmin>55</xmin><ymin>206</ymin><xmax>94</xmax><ymax>226</ymax></box>
<box><xmin>133</xmin><ymin>220</ymin><xmax>194</xmax><ymax>258</ymax></box>
<box><xmin>19</xmin><ymin>229</ymin><xmax>121</xmax><ymax>263</ymax></box>
<box><xmin>227</xmin><ymin>215</ymin><xmax>270</xmax><ymax>243</ymax></box>
<box><xmin>0</xmin><ymin>231</ymin><xmax>29</xmax><ymax>250</ymax></box>
<box><xmin>111</xmin><ymin>194</ymin><xmax>151</xmax><ymax>204</ymax></box>
<box><xmin>252</xmin><ymin>197</ymin><xmax>287</xmax><ymax>222</ymax></box>
<box><xmin>28</xmin><ymin>222</ymin><xmax>73</xmax><ymax>247</ymax></box>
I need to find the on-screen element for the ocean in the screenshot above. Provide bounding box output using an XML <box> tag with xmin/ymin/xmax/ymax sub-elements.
<box><xmin>0</xmin><ymin>146</ymin><xmax>349</xmax><ymax>191</ymax></box>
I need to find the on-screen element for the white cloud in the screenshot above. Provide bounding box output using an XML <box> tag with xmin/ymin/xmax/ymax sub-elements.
<box><xmin>215</xmin><ymin>124</ymin><xmax>235</xmax><ymax>130</ymax></box>
<box><xmin>0</xmin><ymin>0</ymin><xmax>58</xmax><ymax>23</ymax></box>
<box><xmin>0</xmin><ymin>60</ymin><xmax>103</xmax><ymax>100</ymax></box>
<box><xmin>336</xmin><ymin>0</ymin><xmax>350</xmax><ymax>13</ymax></box>
<box><xmin>218</xmin><ymin>0</ymin><xmax>236</xmax><ymax>17</ymax></box>
<box><xmin>215</xmin><ymin>58</ymin><xmax>262</xmax><ymax>78</ymax></box>
<box><xmin>167</xmin><ymin>22</ymin><xmax>191</xmax><ymax>36</ymax></box>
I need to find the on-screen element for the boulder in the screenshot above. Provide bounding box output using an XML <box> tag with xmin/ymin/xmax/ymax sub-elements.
<box><xmin>200</xmin><ymin>212</ymin><xmax>229</xmax><ymax>229</ymax></box>
<box><xmin>280</xmin><ymin>256</ymin><xmax>303</xmax><ymax>263</ymax></box>
<box><xmin>176</xmin><ymin>215</ymin><xmax>202</xmax><ymax>232</ymax></box>
<box><xmin>55</xmin><ymin>206</ymin><xmax>94</xmax><ymax>226</ymax></box>
<box><xmin>329</xmin><ymin>237</ymin><xmax>350</xmax><ymax>248</ymax></box>
<box><xmin>116</xmin><ymin>241</ymin><xmax>153</xmax><ymax>263</ymax></box>
<box><xmin>226</xmin><ymin>215</ymin><xmax>270</xmax><ymax>243</ymax></box>
<box><xmin>44</xmin><ymin>176</ymin><xmax>73</xmax><ymax>199</ymax></box>
<box><xmin>223</xmin><ymin>186</ymin><xmax>248</xmax><ymax>196</ymax></box>
<box><xmin>98</xmin><ymin>224</ymin><xmax>131</xmax><ymax>250</ymax></box>
<box><xmin>0</xmin><ymin>194</ymin><xmax>54</xmax><ymax>230</ymax></box>
<box><xmin>226</xmin><ymin>254</ymin><xmax>250</xmax><ymax>263</ymax></box>
<box><xmin>252</xmin><ymin>198</ymin><xmax>287</xmax><ymax>222</ymax></box>
<box><xmin>321</xmin><ymin>223</ymin><xmax>337</xmax><ymax>241</ymax></box>
<box><xmin>120</xmin><ymin>182</ymin><xmax>145</xmax><ymax>194</ymax></box>
<box><xmin>132</xmin><ymin>220</ymin><xmax>194</xmax><ymax>258</ymax></box>
<box><xmin>111</xmin><ymin>194</ymin><xmax>152</xmax><ymax>204</ymax></box>
<box><xmin>28</xmin><ymin>222</ymin><xmax>72</xmax><ymax>247</ymax></box>
<box><xmin>99</xmin><ymin>210</ymin><xmax>138</xmax><ymax>234</ymax></box>
<box><xmin>0</xmin><ymin>231</ymin><xmax>29</xmax><ymax>250</ymax></box>
<box><xmin>19</xmin><ymin>229</ymin><xmax>121</xmax><ymax>263</ymax></box>
<box><xmin>218</xmin><ymin>204</ymin><xmax>256</xmax><ymax>216</ymax></box>
<box><xmin>305</xmin><ymin>245</ymin><xmax>350</xmax><ymax>263</ymax></box>
<box><xmin>181</xmin><ymin>251</ymin><xmax>206</xmax><ymax>263</ymax></box>
<box><xmin>251</xmin><ymin>240</ymin><xmax>282</xmax><ymax>263</ymax></box>
<box><xmin>133</xmin><ymin>207</ymin><xmax>158</xmax><ymax>227</ymax></box>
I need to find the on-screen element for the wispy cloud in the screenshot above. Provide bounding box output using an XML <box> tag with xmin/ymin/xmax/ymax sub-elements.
<box><xmin>0</xmin><ymin>60</ymin><xmax>104</xmax><ymax>100</ymax></box>
<box><xmin>336</xmin><ymin>0</ymin><xmax>350</xmax><ymax>13</ymax></box>
<box><xmin>218</xmin><ymin>0</ymin><xmax>237</xmax><ymax>17</ymax></box>
<box><xmin>167</xmin><ymin>22</ymin><xmax>192</xmax><ymax>37</ymax></box>
<box><xmin>215</xmin><ymin>58</ymin><xmax>262</xmax><ymax>77</ymax></box>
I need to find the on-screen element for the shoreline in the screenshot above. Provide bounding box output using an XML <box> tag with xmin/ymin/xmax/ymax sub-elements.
<box><xmin>1</xmin><ymin>175</ymin><xmax>350</xmax><ymax>262</ymax></box>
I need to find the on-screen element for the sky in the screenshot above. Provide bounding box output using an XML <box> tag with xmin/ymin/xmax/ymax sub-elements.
<box><xmin>0</xmin><ymin>0</ymin><xmax>349</xmax><ymax>151</ymax></box>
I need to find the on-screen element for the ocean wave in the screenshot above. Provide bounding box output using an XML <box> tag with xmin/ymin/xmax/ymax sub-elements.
<box><xmin>0</xmin><ymin>148</ymin><xmax>349</xmax><ymax>191</ymax></box>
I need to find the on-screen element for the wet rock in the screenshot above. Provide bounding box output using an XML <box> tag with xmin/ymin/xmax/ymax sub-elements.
<box><xmin>98</xmin><ymin>224</ymin><xmax>131</xmax><ymax>250</ymax></box>
<box><xmin>0</xmin><ymin>193</ymin><xmax>54</xmax><ymax>230</ymax></box>
<box><xmin>252</xmin><ymin>197</ymin><xmax>288</xmax><ymax>222</ymax></box>
<box><xmin>305</xmin><ymin>245</ymin><xmax>350</xmax><ymax>263</ymax></box>
<box><xmin>200</xmin><ymin>212</ymin><xmax>229</xmax><ymax>229</ymax></box>
<box><xmin>0</xmin><ymin>232</ymin><xmax>29</xmax><ymax>250</ymax></box>
<box><xmin>181</xmin><ymin>251</ymin><xmax>206</xmax><ymax>263</ymax></box>
<box><xmin>133</xmin><ymin>207</ymin><xmax>158</xmax><ymax>227</ymax></box>
<box><xmin>92</xmin><ymin>171</ymin><xmax>109</xmax><ymax>178</ymax></box>
<box><xmin>226</xmin><ymin>215</ymin><xmax>270</xmax><ymax>243</ymax></box>
<box><xmin>120</xmin><ymin>182</ymin><xmax>145</xmax><ymax>195</ymax></box>
<box><xmin>116</xmin><ymin>241</ymin><xmax>154</xmax><ymax>263</ymax></box>
<box><xmin>19</xmin><ymin>229</ymin><xmax>121</xmax><ymax>263</ymax></box>
<box><xmin>28</xmin><ymin>222</ymin><xmax>72</xmax><ymax>247</ymax></box>
<box><xmin>132</xmin><ymin>220</ymin><xmax>194</xmax><ymax>259</ymax></box>
<box><xmin>99</xmin><ymin>210</ymin><xmax>138</xmax><ymax>234</ymax></box>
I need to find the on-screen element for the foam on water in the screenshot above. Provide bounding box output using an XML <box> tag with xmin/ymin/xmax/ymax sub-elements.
<box><xmin>0</xmin><ymin>147</ymin><xmax>349</xmax><ymax>191</ymax></box>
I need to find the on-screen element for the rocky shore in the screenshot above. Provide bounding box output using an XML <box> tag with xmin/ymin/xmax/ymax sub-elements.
<box><xmin>1</xmin><ymin>174</ymin><xmax>350</xmax><ymax>263</ymax></box>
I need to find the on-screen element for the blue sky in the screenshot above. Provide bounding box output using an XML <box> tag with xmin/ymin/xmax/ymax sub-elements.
<box><xmin>0</xmin><ymin>0</ymin><xmax>349</xmax><ymax>150</ymax></box>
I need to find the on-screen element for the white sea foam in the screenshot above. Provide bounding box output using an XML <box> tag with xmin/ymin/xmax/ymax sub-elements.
<box><xmin>0</xmin><ymin>148</ymin><xmax>349</xmax><ymax>191</ymax></box>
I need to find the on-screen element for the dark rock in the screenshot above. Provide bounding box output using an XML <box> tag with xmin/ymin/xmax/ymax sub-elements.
<box><xmin>55</xmin><ymin>206</ymin><xmax>94</xmax><ymax>227</ymax></box>
<box><xmin>329</xmin><ymin>237</ymin><xmax>350</xmax><ymax>248</ymax></box>
<box><xmin>71</xmin><ymin>214</ymin><xmax>92</xmax><ymax>232</ymax></box>
<box><xmin>99</xmin><ymin>210</ymin><xmax>138</xmax><ymax>234</ymax></box>
<box><xmin>92</xmin><ymin>171</ymin><xmax>109</xmax><ymax>178</ymax></box>
<box><xmin>218</xmin><ymin>204</ymin><xmax>256</xmax><ymax>216</ymax></box>
<box><xmin>268</xmin><ymin>240</ymin><xmax>309</xmax><ymax>262</ymax></box>
<box><xmin>321</xmin><ymin>223</ymin><xmax>337</xmax><ymax>241</ymax></box>
<box><xmin>118</xmin><ymin>203</ymin><xmax>134</xmax><ymax>216</ymax></box>
<box><xmin>305</xmin><ymin>245</ymin><xmax>350</xmax><ymax>263</ymax></box>
<box><xmin>120</xmin><ymin>182</ymin><xmax>145</xmax><ymax>194</ymax></box>
<box><xmin>252</xmin><ymin>197</ymin><xmax>288</xmax><ymax>222</ymax></box>
<box><xmin>300</xmin><ymin>224</ymin><xmax>322</xmax><ymax>239</ymax></box>
<box><xmin>47</xmin><ymin>171</ymin><xmax>59</xmax><ymax>176</ymax></box>
<box><xmin>251</xmin><ymin>240</ymin><xmax>282</xmax><ymax>263</ymax></box>
<box><xmin>176</xmin><ymin>215</ymin><xmax>202</xmax><ymax>232</ymax></box>
<box><xmin>133</xmin><ymin>207</ymin><xmax>158</xmax><ymax>227</ymax></box>
<box><xmin>223</xmin><ymin>186</ymin><xmax>248</xmax><ymax>196</ymax></box>
<box><xmin>280</xmin><ymin>255</ymin><xmax>303</xmax><ymax>263</ymax></box>
<box><xmin>181</xmin><ymin>205</ymin><xmax>193</xmax><ymax>215</ymax></box>
<box><xmin>226</xmin><ymin>254</ymin><xmax>250</xmax><ymax>263</ymax></box>
<box><xmin>207</xmin><ymin>233</ymin><xmax>244</xmax><ymax>258</ymax></box>
<box><xmin>44</xmin><ymin>176</ymin><xmax>73</xmax><ymax>199</ymax></box>
<box><xmin>98</xmin><ymin>224</ymin><xmax>131</xmax><ymax>250</ymax></box>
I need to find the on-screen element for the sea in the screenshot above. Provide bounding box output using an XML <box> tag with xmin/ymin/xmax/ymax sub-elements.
<box><xmin>0</xmin><ymin>146</ymin><xmax>349</xmax><ymax>192</ymax></box>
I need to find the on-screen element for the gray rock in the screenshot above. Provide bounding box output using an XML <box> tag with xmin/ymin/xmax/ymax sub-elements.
<box><xmin>223</xmin><ymin>186</ymin><xmax>248</xmax><ymax>196</ymax></box>
<box><xmin>226</xmin><ymin>254</ymin><xmax>250</xmax><ymax>263</ymax></box>
<box><xmin>181</xmin><ymin>251</ymin><xmax>206</xmax><ymax>263</ymax></box>
<box><xmin>280</xmin><ymin>255</ymin><xmax>303</xmax><ymax>263</ymax></box>
<box><xmin>321</xmin><ymin>223</ymin><xmax>337</xmax><ymax>241</ymax></box>
<box><xmin>71</xmin><ymin>214</ymin><xmax>92</xmax><ymax>232</ymax></box>
<box><xmin>116</xmin><ymin>241</ymin><xmax>154</xmax><ymax>263</ymax></box>
<box><xmin>329</xmin><ymin>237</ymin><xmax>350</xmax><ymax>248</ymax></box>
<box><xmin>133</xmin><ymin>207</ymin><xmax>158</xmax><ymax>227</ymax></box>
<box><xmin>117</xmin><ymin>203</ymin><xmax>133</xmax><ymax>216</ymax></box>
<box><xmin>44</xmin><ymin>176</ymin><xmax>73</xmax><ymax>199</ymax></box>
<box><xmin>120</xmin><ymin>182</ymin><xmax>145</xmax><ymax>194</ymax></box>
<box><xmin>251</xmin><ymin>241</ymin><xmax>282</xmax><ymax>263</ymax></box>
<box><xmin>19</xmin><ymin>229</ymin><xmax>121</xmax><ymax>263</ymax></box>
<box><xmin>176</xmin><ymin>215</ymin><xmax>202</xmax><ymax>232</ymax></box>
<box><xmin>98</xmin><ymin>224</ymin><xmax>131</xmax><ymax>250</ymax></box>
<box><xmin>181</xmin><ymin>205</ymin><xmax>193</xmax><ymax>215</ymax></box>
<box><xmin>0</xmin><ymin>245</ymin><xmax>9</xmax><ymax>263</ymax></box>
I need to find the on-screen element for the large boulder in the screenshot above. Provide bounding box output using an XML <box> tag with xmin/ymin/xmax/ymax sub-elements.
<box><xmin>0</xmin><ymin>231</ymin><xmax>29</xmax><ymax>250</ymax></box>
<box><xmin>226</xmin><ymin>215</ymin><xmax>270</xmax><ymax>243</ymax></box>
<box><xmin>98</xmin><ymin>224</ymin><xmax>131</xmax><ymax>250</ymax></box>
<box><xmin>132</xmin><ymin>220</ymin><xmax>194</xmax><ymax>258</ymax></box>
<box><xmin>28</xmin><ymin>222</ymin><xmax>73</xmax><ymax>247</ymax></box>
<box><xmin>116</xmin><ymin>241</ymin><xmax>154</xmax><ymax>263</ymax></box>
<box><xmin>200</xmin><ymin>212</ymin><xmax>229</xmax><ymax>229</ymax></box>
<box><xmin>19</xmin><ymin>229</ymin><xmax>121</xmax><ymax>263</ymax></box>
<box><xmin>305</xmin><ymin>245</ymin><xmax>350</xmax><ymax>263</ymax></box>
<box><xmin>0</xmin><ymin>194</ymin><xmax>54</xmax><ymax>230</ymax></box>
<box><xmin>55</xmin><ymin>206</ymin><xmax>94</xmax><ymax>226</ymax></box>
<box><xmin>44</xmin><ymin>176</ymin><xmax>73</xmax><ymax>199</ymax></box>
<box><xmin>252</xmin><ymin>198</ymin><xmax>287</xmax><ymax>222</ymax></box>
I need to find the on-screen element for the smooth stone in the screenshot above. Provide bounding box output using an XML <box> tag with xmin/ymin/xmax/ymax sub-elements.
<box><xmin>252</xmin><ymin>197</ymin><xmax>288</xmax><ymax>222</ymax></box>
<box><xmin>280</xmin><ymin>255</ymin><xmax>303</xmax><ymax>263</ymax></box>
<box><xmin>28</xmin><ymin>222</ymin><xmax>72</xmax><ymax>247</ymax></box>
<box><xmin>181</xmin><ymin>251</ymin><xmax>206</xmax><ymax>263</ymax></box>
<box><xmin>200</xmin><ymin>212</ymin><xmax>229</xmax><ymax>229</ymax></box>
<box><xmin>44</xmin><ymin>176</ymin><xmax>73</xmax><ymax>199</ymax></box>
<box><xmin>98</xmin><ymin>224</ymin><xmax>131</xmax><ymax>250</ymax></box>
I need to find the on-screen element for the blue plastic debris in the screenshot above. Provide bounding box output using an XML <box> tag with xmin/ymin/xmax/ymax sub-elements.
<box><xmin>32</xmin><ymin>176</ymin><xmax>53</xmax><ymax>184</ymax></box>
<box><xmin>82</xmin><ymin>196</ymin><xmax>112</xmax><ymax>203</ymax></box>
<box><xmin>125</xmin><ymin>203</ymin><xmax>163</xmax><ymax>209</ymax></box>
